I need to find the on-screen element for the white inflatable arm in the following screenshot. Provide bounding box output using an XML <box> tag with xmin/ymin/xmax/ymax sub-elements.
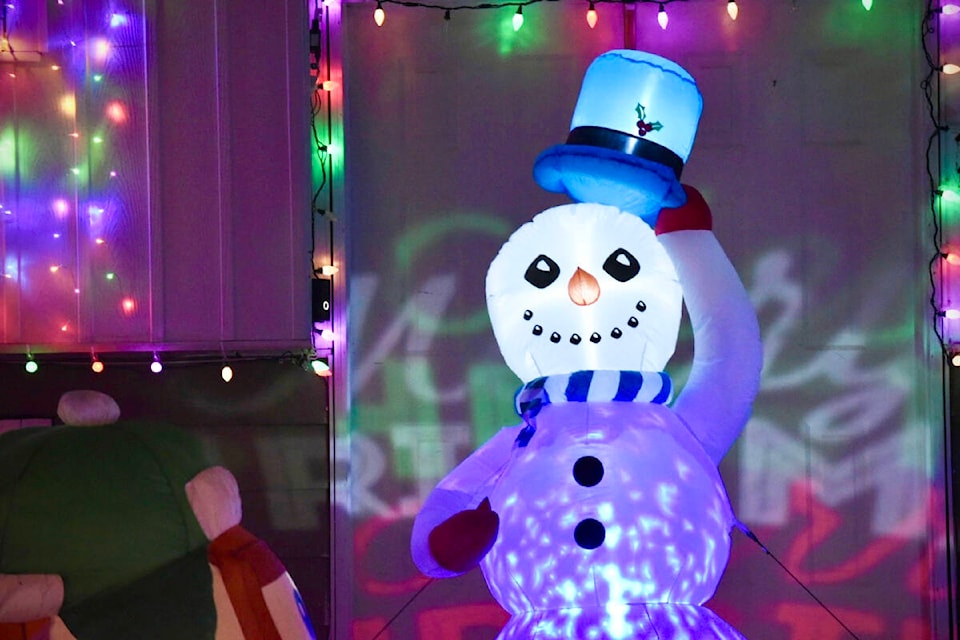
<box><xmin>410</xmin><ymin>425</ymin><xmax>519</xmax><ymax>577</ymax></box>
<box><xmin>658</xmin><ymin>230</ymin><xmax>762</xmax><ymax>464</ymax></box>
<box><xmin>186</xmin><ymin>465</ymin><xmax>243</xmax><ymax>541</ymax></box>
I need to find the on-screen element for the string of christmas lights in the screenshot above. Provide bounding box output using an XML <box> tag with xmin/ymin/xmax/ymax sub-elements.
<box><xmin>4</xmin><ymin>348</ymin><xmax>329</xmax><ymax>378</ymax></box>
<box><xmin>925</xmin><ymin>2</ymin><xmax>960</xmax><ymax>368</ymax></box>
<box><xmin>366</xmin><ymin>0</ymin><xmax>875</xmax><ymax>30</ymax></box>
<box><xmin>922</xmin><ymin>4</ymin><xmax>960</xmax><ymax>638</ymax></box>
<box><xmin>309</xmin><ymin>0</ymin><xmax>340</xmax><ymax>378</ymax></box>
<box><xmin>2</xmin><ymin>2</ymin><xmax>334</xmax><ymax>381</ymax></box>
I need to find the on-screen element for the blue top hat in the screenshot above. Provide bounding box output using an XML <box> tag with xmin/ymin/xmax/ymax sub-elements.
<box><xmin>533</xmin><ymin>50</ymin><xmax>702</xmax><ymax>225</ymax></box>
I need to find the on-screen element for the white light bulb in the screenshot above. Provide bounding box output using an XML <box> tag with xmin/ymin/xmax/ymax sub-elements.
<box><xmin>657</xmin><ymin>3</ymin><xmax>668</xmax><ymax>29</ymax></box>
<box><xmin>727</xmin><ymin>0</ymin><xmax>738</xmax><ymax>20</ymax></box>
<box><xmin>513</xmin><ymin>6</ymin><xmax>524</xmax><ymax>32</ymax></box>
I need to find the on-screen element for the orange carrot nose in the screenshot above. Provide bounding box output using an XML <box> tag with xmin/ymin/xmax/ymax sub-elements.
<box><xmin>568</xmin><ymin>267</ymin><xmax>600</xmax><ymax>306</ymax></box>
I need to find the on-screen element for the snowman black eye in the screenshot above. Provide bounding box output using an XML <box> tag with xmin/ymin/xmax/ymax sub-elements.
<box><xmin>602</xmin><ymin>248</ymin><xmax>640</xmax><ymax>282</ymax></box>
<box><xmin>524</xmin><ymin>254</ymin><xmax>560</xmax><ymax>289</ymax></box>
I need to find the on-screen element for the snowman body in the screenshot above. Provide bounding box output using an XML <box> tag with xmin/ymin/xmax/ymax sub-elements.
<box><xmin>483</xmin><ymin>400</ymin><xmax>736</xmax><ymax>639</ymax></box>
<box><xmin>411</xmin><ymin>201</ymin><xmax>760</xmax><ymax>639</ymax></box>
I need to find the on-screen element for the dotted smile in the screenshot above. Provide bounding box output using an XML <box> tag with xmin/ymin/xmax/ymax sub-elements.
<box><xmin>522</xmin><ymin>300</ymin><xmax>648</xmax><ymax>345</ymax></box>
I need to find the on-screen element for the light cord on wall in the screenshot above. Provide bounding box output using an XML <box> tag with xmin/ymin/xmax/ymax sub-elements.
<box><xmin>922</xmin><ymin>3</ymin><xmax>959</xmax><ymax>640</ymax></box>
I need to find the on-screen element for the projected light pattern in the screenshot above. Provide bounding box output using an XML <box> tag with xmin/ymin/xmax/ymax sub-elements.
<box><xmin>0</xmin><ymin>0</ymin><xmax>150</xmax><ymax>345</ymax></box>
<box><xmin>502</xmin><ymin>603</ymin><xmax>744</xmax><ymax>640</ymax></box>
<box><xmin>481</xmin><ymin>400</ymin><xmax>739</xmax><ymax>639</ymax></box>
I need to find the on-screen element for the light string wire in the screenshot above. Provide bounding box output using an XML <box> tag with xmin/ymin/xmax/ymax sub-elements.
<box><xmin>306</xmin><ymin>9</ymin><xmax>338</xmax><ymax>636</ymax></box>
<box><xmin>924</xmin><ymin>2</ymin><xmax>949</xmax><ymax>358</ymax></box>
<box><xmin>369</xmin><ymin>578</ymin><xmax>436</xmax><ymax>640</ymax></box>
<box><xmin>733</xmin><ymin>520</ymin><xmax>862</xmax><ymax>640</ymax></box>
<box><xmin>372</xmin><ymin>0</ymin><xmax>687</xmax><ymax>17</ymax></box>
<box><xmin>310</xmin><ymin>0</ymin><xmax>332</xmax><ymax>258</ymax></box>
<box><xmin>923</xmin><ymin>2</ymin><xmax>959</xmax><ymax>638</ymax></box>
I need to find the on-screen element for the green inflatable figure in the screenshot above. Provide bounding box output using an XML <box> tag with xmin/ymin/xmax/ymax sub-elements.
<box><xmin>0</xmin><ymin>391</ymin><xmax>316</xmax><ymax>640</ymax></box>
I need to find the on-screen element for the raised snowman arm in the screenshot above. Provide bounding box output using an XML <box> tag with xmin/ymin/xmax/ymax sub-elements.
<box><xmin>410</xmin><ymin>425</ymin><xmax>519</xmax><ymax>578</ymax></box>
<box><xmin>654</xmin><ymin>185</ymin><xmax>762</xmax><ymax>464</ymax></box>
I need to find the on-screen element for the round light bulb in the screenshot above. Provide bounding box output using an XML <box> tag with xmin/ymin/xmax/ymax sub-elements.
<box><xmin>221</xmin><ymin>364</ymin><xmax>234</xmax><ymax>382</ymax></box>
<box><xmin>374</xmin><ymin>3</ymin><xmax>385</xmax><ymax>26</ymax></box>
<box><xmin>92</xmin><ymin>360</ymin><xmax>104</xmax><ymax>373</ymax></box>
<box><xmin>952</xmin><ymin>352</ymin><xmax>960</xmax><ymax>367</ymax></box>
<box><xmin>150</xmin><ymin>358</ymin><xmax>163</xmax><ymax>373</ymax></box>
<box><xmin>25</xmin><ymin>359</ymin><xmax>38</xmax><ymax>374</ymax></box>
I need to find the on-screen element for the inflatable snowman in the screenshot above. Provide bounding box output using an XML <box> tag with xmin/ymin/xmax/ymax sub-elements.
<box><xmin>411</xmin><ymin>50</ymin><xmax>762</xmax><ymax>639</ymax></box>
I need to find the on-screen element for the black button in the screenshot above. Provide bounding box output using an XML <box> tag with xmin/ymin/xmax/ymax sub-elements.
<box><xmin>574</xmin><ymin>518</ymin><xmax>605</xmax><ymax>549</ymax></box>
<box><xmin>573</xmin><ymin>456</ymin><xmax>604</xmax><ymax>487</ymax></box>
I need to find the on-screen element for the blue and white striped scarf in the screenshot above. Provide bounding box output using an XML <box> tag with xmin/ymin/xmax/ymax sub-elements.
<box><xmin>514</xmin><ymin>370</ymin><xmax>673</xmax><ymax>447</ymax></box>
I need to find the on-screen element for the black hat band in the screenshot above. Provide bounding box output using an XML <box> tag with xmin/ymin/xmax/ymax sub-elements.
<box><xmin>566</xmin><ymin>126</ymin><xmax>684</xmax><ymax>180</ymax></box>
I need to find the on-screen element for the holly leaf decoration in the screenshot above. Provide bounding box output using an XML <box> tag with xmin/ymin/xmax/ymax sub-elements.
<box><xmin>634</xmin><ymin>102</ymin><xmax>664</xmax><ymax>136</ymax></box>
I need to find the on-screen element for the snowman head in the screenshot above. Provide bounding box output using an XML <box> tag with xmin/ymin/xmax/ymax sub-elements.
<box><xmin>486</xmin><ymin>203</ymin><xmax>681</xmax><ymax>383</ymax></box>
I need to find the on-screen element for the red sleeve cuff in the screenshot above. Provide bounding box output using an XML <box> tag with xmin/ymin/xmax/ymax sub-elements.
<box><xmin>655</xmin><ymin>185</ymin><xmax>713</xmax><ymax>235</ymax></box>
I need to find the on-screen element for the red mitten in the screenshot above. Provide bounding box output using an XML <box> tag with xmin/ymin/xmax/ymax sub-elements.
<box><xmin>655</xmin><ymin>184</ymin><xmax>713</xmax><ymax>235</ymax></box>
<box><xmin>428</xmin><ymin>498</ymin><xmax>500</xmax><ymax>574</ymax></box>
